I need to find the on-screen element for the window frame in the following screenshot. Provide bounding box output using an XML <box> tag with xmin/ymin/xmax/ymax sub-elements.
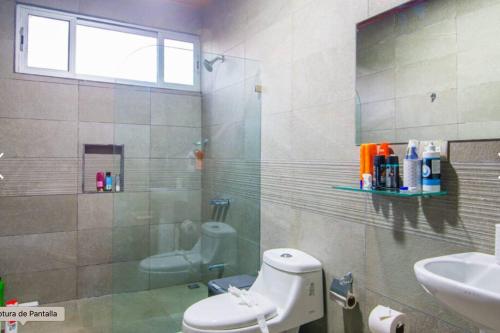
<box><xmin>15</xmin><ymin>4</ymin><xmax>201</xmax><ymax>92</ymax></box>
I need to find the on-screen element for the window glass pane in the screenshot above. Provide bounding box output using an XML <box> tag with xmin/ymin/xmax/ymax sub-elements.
<box><xmin>27</xmin><ymin>15</ymin><xmax>69</xmax><ymax>71</ymax></box>
<box><xmin>164</xmin><ymin>39</ymin><xmax>194</xmax><ymax>85</ymax></box>
<box><xmin>76</xmin><ymin>24</ymin><xmax>157</xmax><ymax>82</ymax></box>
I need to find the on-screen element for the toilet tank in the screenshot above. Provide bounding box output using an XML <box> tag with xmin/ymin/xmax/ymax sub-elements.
<box><xmin>250</xmin><ymin>248</ymin><xmax>324</xmax><ymax>331</ymax></box>
<box><xmin>200</xmin><ymin>222</ymin><xmax>237</xmax><ymax>267</ymax></box>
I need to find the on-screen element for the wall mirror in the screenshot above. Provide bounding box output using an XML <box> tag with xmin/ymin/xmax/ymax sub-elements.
<box><xmin>356</xmin><ymin>0</ymin><xmax>500</xmax><ymax>145</ymax></box>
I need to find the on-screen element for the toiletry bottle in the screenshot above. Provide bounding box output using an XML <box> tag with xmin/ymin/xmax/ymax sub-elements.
<box><xmin>403</xmin><ymin>140</ymin><xmax>422</xmax><ymax>192</ymax></box>
<box><xmin>105</xmin><ymin>172</ymin><xmax>113</xmax><ymax>192</ymax></box>
<box><xmin>386</xmin><ymin>155</ymin><xmax>400</xmax><ymax>190</ymax></box>
<box><xmin>0</xmin><ymin>277</ymin><xmax>4</xmax><ymax>306</ymax></box>
<box><xmin>5</xmin><ymin>299</ymin><xmax>17</xmax><ymax>333</ymax></box>
<box><xmin>422</xmin><ymin>142</ymin><xmax>441</xmax><ymax>192</ymax></box>
<box><xmin>96</xmin><ymin>172</ymin><xmax>104</xmax><ymax>192</ymax></box>
<box><xmin>360</xmin><ymin>144</ymin><xmax>367</xmax><ymax>188</ymax></box>
<box><xmin>373</xmin><ymin>155</ymin><xmax>386</xmax><ymax>190</ymax></box>
<box><xmin>115</xmin><ymin>175</ymin><xmax>120</xmax><ymax>192</ymax></box>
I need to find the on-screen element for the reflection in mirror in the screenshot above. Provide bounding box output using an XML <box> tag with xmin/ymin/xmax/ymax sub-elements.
<box><xmin>356</xmin><ymin>0</ymin><xmax>500</xmax><ymax>145</ymax></box>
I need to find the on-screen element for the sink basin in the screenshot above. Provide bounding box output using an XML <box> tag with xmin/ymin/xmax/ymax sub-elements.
<box><xmin>414</xmin><ymin>252</ymin><xmax>500</xmax><ymax>331</ymax></box>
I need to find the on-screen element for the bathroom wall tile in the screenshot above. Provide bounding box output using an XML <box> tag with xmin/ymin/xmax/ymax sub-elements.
<box><xmin>396</xmin><ymin>123</ymin><xmax>458</xmax><ymax>142</ymax></box>
<box><xmin>456</xmin><ymin>0</ymin><xmax>500</xmax><ymax>15</ymax></box>
<box><xmin>0</xmin><ymin>79</ymin><xmax>78</xmax><ymax>121</ymax></box>
<box><xmin>394</xmin><ymin>0</ymin><xmax>456</xmax><ymax>35</ymax></box>
<box><xmin>78</xmin><ymin>193</ymin><xmax>113</xmax><ymax>230</ymax></box>
<box><xmin>458</xmin><ymin>121</ymin><xmax>500</xmax><ymax>141</ymax></box>
<box><xmin>365</xmin><ymin>226</ymin><xmax>475</xmax><ymax>329</ymax></box>
<box><xmin>260</xmin><ymin>201</ymin><xmax>300</xmax><ymax>250</ymax></box>
<box><xmin>0</xmin><ymin>195</ymin><xmax>77</xmax><ymax>236</ymax></box>
<box><xmin>4</xmin><ymin>268</ymin><xmax>77</xmax><ymax>304</ymax></box>
<box><xmin>395</xmin><ymin>19</ymin><xmax>457</xmax><ymax>66</ymax></box>
<box><xmin>260</xmin><ymin>62</ymin><xmax>292</xmax><ymax>116</ymax></box>
<box><xmin>457</xmin><ymin>2</ymin><xmax>500</xmax><ymax>51</ymax></box>
<box><xmin>360</xmin><ymin>129</ymin><xmax>397</xmax><ymax>145</ymax></box>
<box><xmin>0</xmin><ymin>119</ymin><xmax>77</xmax><ymax>158</ymax></box>
<box><xmin>149</xmin><ymin>158</ymin><xmax>200</xmax><ymax>190</ymax></box>
<box><xmin>298</xmin><ymin>210</ymin><xmax>366</xmax><ymax>284</ymax></box>
<box><xmin>395</xmin><ymin>89</ymin><xmax>457</xmax><ymax>129</ymax></box>
<box><xmin>205</xmin><ymin>122</ymin><xmax>245</xmax><ymax>160</ymax></box>
<box><xmin>151</xmin><ymin>92</ymin><xmax>201</xmax><ymax>127</ymax></box>
<box><xmin>357</xmin><ymin>13</ymin><xmax>395</xmax><ymax>50</ymax></box>
<box><xmin>458</xmin><ymin>82</ymin><xmax>500</xmax><ymax>123</ymax></box>
<box><xmin>114</xmin><ymin>87</ymin><xmax>151</xmax><ymax>125</ymax></box>
<box><xmin>457</xmin><ymin>48</ymin><xmax>500</xmax><ymax>89</ymax></box>
<box><xmin>356</xmin><ymin>69</ymin><xmax>394</xmax><ymax>104</ymax></box>
<box><xmin>77</xmin><ymin>228</ymin><xmax>112</xmax><ymax>266</ymax></box>
<box><xmin>114</xmin><ymin>124</ymin><xmax>150</xmax><ymax>158</ymax></box>
<box><xmin>78</xmin><ymin>0</ymin><xmax>201</xmax><ymax>34</ymax></box>
<box><xmin>395</xmin><ymin>54</ymin><xmax>456</xmax><ymax>98</ymax></box>
<box><xmin>213</xmin><ymin>47</ymin><xmax>246</xmax><ymax>91</ymax></box>
<box><xmin>261</xmin><ymin>111</ymin><xmax>292</xmax><ymax>161</ymax></box>
<box><xmin>357</xmin><ymin>37</ymin><xmax>396</xmax><ymax>77</ymax></box>
<box><xmin>150</xmin><ymin>189</ymin><xmax>201</xmax><ymax>224</ymax></box>
<box><xmin>78</xmin><ymin>85</ymin><xmax>114</xmax><ymax>123</ymax></box>
<box><xmin>0</xmin><ymin>231</ymin><xmax>77</xmax><ymax>275</ymax></box>
<box><xmin>151</xmin><ymin>125</ymin><xmax>200</xmax><ymax>158</ymax></box>
<box><xmin>0</xmin><ymin>0</ymin><xmax>15</xmax><ymax>41</ymax></box>
<box><xmin>78</xmin><ymin>122</ymin><xmax>114</xmax><ymax>155</ymax></box>
<box><xmin>111</xmin><ymin>260</ymin><xmax>149</xmax><ymax>293</ymax></box>
<box><xmin>449</xmin><ymin>141</ymin><xmax>500</xmax><ymax>162</ymax></box>
<box><xmin>77</xmin><ymin>264</ymin><xmax>112</xmax><ymax>298</ymax></box>
<box><xmin>203</xmin><ymin>81</ymin><xmax>245</xmax><ymax>125</ymax></box>
<box><xmin>114</xmin><ymin>192</ymin><xmax>150</xmax><ymax>227</ymax></box>
<box><xmin>368</xmin><ymin>0</ymin><xmax>408</xmax><ymax>17</ymax></box>
<box><xmin>0</xmin><ymin>158</ymin><xmax>78</xmax><ymax>196</ymax></box>
<box><xmin>245</xmin><ymin>0</ymin><xmax>292</xmax><ymax>38</ymax></box>
<box><xmin>360</xmin><ymin>100</ymin><xmax>395</xmax><ymax>131</ymax></box>
<box><xmin>112</xmin><ymin>225</ymin><xmax>149</xmax><ymax>262</ymax></box>
<box><xmin>292</xmin><ymin>46</ymin><xmax>356</xmax><ymax>109</ymax></box>
<box><xmin>123</xmin><ymin>158</ymin><xmax>150</xmax><ymax>192</ymax></box>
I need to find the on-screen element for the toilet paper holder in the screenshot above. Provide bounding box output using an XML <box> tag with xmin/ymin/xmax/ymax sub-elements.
<box><xmin>329</xmin><ymin>272</ymin><xmax>357</xmax><ymax>309</ymax></box>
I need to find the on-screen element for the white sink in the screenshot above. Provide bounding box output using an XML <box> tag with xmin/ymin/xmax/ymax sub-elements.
<box><xmin>414</xmin><ymin>252</ymin><xmax>500</xmax><ymax>331</ymax></box>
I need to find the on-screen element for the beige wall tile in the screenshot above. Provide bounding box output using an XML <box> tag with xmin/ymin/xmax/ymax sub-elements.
<box><xmin>151</xmin><ymin>125</ymin><xmax>200</xmax><ymax>158</ymax></box>
<box><xmin>114</xmin><ymin>124</ymin><xmax>151</xmax><ymax>158</ymax></box>
<box><xmin>0</xmin><ymin>119</ymin><xmax>77</xmax><ymax>158</ymax></box>
<box><xmin>151</xmin><ymin>92</ymin><xmax>201</xmax><ymax>127</ymax></box>
<box><xmin>0</xmin><ymin>231</ymin><xmax>77</xmax><ymax>274</ymax></box>
<box><xmin>78</xmin><ymin>193</ymin><xmax>113</xmax><ymax>230</ymax></box>
<box><xmin>114</xmin><ymin>192</ymin><xmax>150</xmax><ymax>227</ymax></box>
<box><xmin>77</xmin><ymin>228</ymin><xmax>112</xmax><ymax>266</ymax></box>
<box><xmin>77</xmin><ymin>264</ymin><xmax>112</xmax><ymax>298</ymax></box>
<box><xmin>0</xmin><ymin>195</ymin><xmax>77</xmax><ymax>236</ymax></box>
<box><xmin>4</xmin><ymin>268</ymin><xmax>77</xmax><ymax>304</ymax></box>
<box><xmin>114</xmin><ymin>88</ymin><xmax>151</xmax><ymax>125</ymax></box>
<box><xmin>0</xmin><ymin>79</ymin><xmax>78</xmax><ymax>121</ymax></box>
<box><xmin>112</xmin><ymin>225</ymin><xmax>149</xmax><ymax>262</ymax></box>
<box><xmin>78</xmin><ymin>86</ymin><xmax>114</xmax><ymax>123</ymax></box>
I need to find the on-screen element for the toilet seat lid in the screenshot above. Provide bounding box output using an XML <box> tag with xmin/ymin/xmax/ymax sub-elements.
<box><xmin>183</xmin><ymin>291</ymin><xmax>278</xmax><ymax>330</ymax></box>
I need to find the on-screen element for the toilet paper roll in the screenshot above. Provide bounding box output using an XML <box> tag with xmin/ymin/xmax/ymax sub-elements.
<box><xmin>369</xmin><ymin>305</ymin><xmax>407</xmax><ymax>333</ymax></box>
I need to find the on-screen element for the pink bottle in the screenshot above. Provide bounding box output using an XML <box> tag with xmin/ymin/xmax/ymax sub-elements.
<box><xmin>96</xmin><ymin>172</ymin><xmax>105</xmax><ymax>192</ymax></box>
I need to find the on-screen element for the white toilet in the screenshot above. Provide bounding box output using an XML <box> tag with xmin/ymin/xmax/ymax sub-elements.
<box><xmin>182</xmin><ymin>248</ymin><xmax>324</xmax><ymax>333</ymax></box>
<box><xmin>139</xmin><ymin>221</ymin><xmax>237</xmax><ymax>285</ymax></box>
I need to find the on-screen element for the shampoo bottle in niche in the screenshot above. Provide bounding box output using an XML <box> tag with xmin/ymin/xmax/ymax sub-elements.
<box><xmin>105</xmin><ymin>172</ymin><xmax>113</xmax><ymax>192</ymax></box>
<box><xmin>96</xmin><ymin>172</ymin><xmax>105</xmax><ymax>192</ymax></box>
<box><xmin>422</xmin><ymin>142</ymin><xmax>441</xmax><ymax>192</ymax></box>
<box><xmin>403</xmin><ymin>140</ymin><xmax>422</xmax><ymax>192</ymax></box>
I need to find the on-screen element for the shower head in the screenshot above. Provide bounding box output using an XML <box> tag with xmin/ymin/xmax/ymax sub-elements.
<box><xmin>203</xmin><ymin>55</ymin><xmax>225</xmax><ymax>72</ymax></box>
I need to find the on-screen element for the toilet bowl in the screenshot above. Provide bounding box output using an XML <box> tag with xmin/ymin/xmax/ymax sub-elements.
<box><xmin>182</xmin><ymin>248</ymin><xmax>324</xmax><ymax>333</ymax></box>
<box><xmin>139</xmin><ymin>221</ymin><xmax>237</xmax><ymax>285</ymax></box>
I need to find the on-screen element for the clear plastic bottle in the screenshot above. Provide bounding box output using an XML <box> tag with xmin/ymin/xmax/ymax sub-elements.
<box><xmin>403</xmin><ymin>140</ymin><xmax>422</xmax><ymax>192</ymax></box>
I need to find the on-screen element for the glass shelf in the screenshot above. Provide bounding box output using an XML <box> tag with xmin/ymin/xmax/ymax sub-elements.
<box><xmin>333</xmin><ymin>186</ymin><xmax>448</xmax><ymax>198</ymax></box>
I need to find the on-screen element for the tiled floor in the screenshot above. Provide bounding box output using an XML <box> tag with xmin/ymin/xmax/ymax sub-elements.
<box><xmin>20</xmin><ymin>283</ymin><xmax>208</xmax><ymax>333</ymax></box>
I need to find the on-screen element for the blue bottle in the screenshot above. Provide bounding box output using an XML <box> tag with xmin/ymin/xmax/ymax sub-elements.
<box><xmin>105</xmin><ymin>172</ymin><xmax>113</xmax><ymax>191</ymax></box>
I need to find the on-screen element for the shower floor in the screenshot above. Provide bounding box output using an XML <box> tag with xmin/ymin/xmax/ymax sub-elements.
<box><xmin>20</xmin><ymin>283</ymin><xmax>207</xmax><ymax>333</ymax></box>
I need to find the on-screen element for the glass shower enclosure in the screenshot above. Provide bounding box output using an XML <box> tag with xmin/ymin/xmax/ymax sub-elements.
<box><xmin>109</xmin><ymin>52</ymin><xmax>261</xmax><ymax>332</ymax></box>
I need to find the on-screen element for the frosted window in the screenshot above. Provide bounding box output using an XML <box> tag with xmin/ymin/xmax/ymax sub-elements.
<box><xmin>27</xmin><ymin>15</ymin><xmax>69</xmax><ymax>71</ymax></box>
<box><xmin>164</xmin><ymin>39</ymin><xmax>194</xmax><ymax>85</ymax></box>
<box><xmin>76</xmin><ymin>24</ymin><xmax>157</xmax><ymax>82</ymax></box>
